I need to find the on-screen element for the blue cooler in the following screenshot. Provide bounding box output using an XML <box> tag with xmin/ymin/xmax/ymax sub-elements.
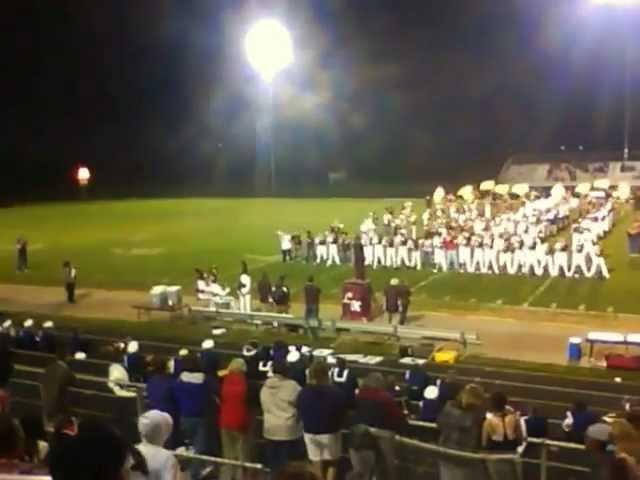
<box><xmin>567</xmin><ymin>337</ymin><xmax>583</xmax><ymax>363</ymax></box>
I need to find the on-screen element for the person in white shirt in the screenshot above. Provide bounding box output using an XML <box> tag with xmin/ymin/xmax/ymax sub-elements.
<box><xmin>570</xmin><ymin>244</ymin><xmax>589</xmax><ymax>277</ymax></box>
<box><xmin>315</xmin><ymin>233</ymin><xmax>328</xmax><ymax>264</ymax></box>
<box><xmin>362</xmin><ymin>232</ymin><xmax>373</xmax><ymax>266</ymax></box>
<box><xmin>396</xmin><ymin>233</ymin><xmax>410</xmax><ymax>268</ymax></box>
<box><xmin>372</xmin><ymin>232</ymin><xmax>385</xmax><ymax>269</ymax></box>
<box><xmin>433</xmin><ymin>234</ymin><xmax>447</xmax><ymax>272</ymax></box>
<box><xmin>133</xmin><ymin>410</ymin><xmax>179</xmax><ymax>480</ymax></box>
<box><xmin>238</xmin><ymin>261</ymin><xmax>252</xmax><ymax>313</ymax></box>
<box><xmin>457</xmin><ymin>234</ymin><xmax>471</xmax><ymax>272</ymax></box>
<box><xmin>510</xmin><ymin>238</ymin><xmax>525</xmax><ymax>275</ymax></box>
<box><xmin>277</xmin><ymin>231</ymin><xmax>293</xmax><ymax>263</ymax></box>
<box><xmin>409</xmin><ymin>238</ymin><xmax>422</xmax><ymax>270</ymax></box>
<box><xmin>551</xmin><ymin>242</ymin><xmax>571</xmax><ymax>277</ymax></box>
<box><xmin>384</xmin><ymin>235</ymin><xmax>397</xmax><ymax>269</ymax></box>
<box><xmin>587</xmin><ymin>245</ymin><xmax>610</xmax><ymax>280</ymax></box>
<box><xmin>484</xmin><ymin>236</ymin><xmax>499</xmax><ymax>274</ymax></box>
<box><xmin>327</xmin><ymin>230</ymin><xmax>341</xmax><ymax>266</ymax></box>
<box><xmin>469</xmin><ymin>236</ymin><xmax>484</xmax><ymax>273</ymax></box>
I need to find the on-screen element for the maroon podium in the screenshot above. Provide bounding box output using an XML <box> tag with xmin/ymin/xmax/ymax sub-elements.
<box><xmin>341</xmin><ymin>279</ymin><xmax>373</xmax><ymax>322</ymax></box>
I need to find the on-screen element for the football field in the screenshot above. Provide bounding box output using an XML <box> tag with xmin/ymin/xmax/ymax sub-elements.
<box><xmin>0</xmin><ymin>198</ymin><xmax>638</xmax><ymax>314</ymax></box>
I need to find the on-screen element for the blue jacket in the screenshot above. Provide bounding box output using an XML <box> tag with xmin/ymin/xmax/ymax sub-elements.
<box><xmin>419</xmin><ymin>398</ymin><xmax>442</xmax><ymax>422</ymax></box>
<box><xmin>297</xmin><ymin>384</ymin><xmax>346</xmax><ymax>434</ymax></box>
<box><xmin>405</xmin><ymin>369</ymin><xmax>431</xmax><ymax>402</ymax></box>
<box><xmin>331</xmin><ymin>367</ymin><xmax>358</xmax><ymax>407</ymax></box>
<box><xmin>200</xmin><ymin>350</ymin><xmax>219</xmax><ymax>375</ymax></box>
<box><xmin>173</xmin><ymin>371</ymin><xmax>216</xmax><ymax>419</ymax></box>
<box><xmin>146</xmin><ymin>374</ymin><xmax>178</xmax><ymax>418</ymax></box>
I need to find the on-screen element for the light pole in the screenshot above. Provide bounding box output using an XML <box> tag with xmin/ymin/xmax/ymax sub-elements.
<box><xmin>245</xmin><ymin>19</ymin><xmax>294</xmax><ymax>195</ymax></box>
<box><xmin>591</xmin><ymin>0</ymin><xmax>639</xmax><ymax>165</ymax></box>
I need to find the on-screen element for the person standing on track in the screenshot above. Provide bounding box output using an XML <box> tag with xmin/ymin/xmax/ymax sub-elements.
<box><xmin>62</xmin><ymin>260</ymin><xmax>77</xmax><ymax>304</ymax></box>
<box><xmin>397</xmin><ymin>280</ymin><xmax>411</xmax><ymax>326</ymax></box>
<box><xmin>16</xmin><ymin>236</ymin><xmax>28</xmax><ymax>273</ymax></box>
<box><xmin>277</xmin><ymin>231</ymin><xmax>293</xmax><ymax>263</ymax></box>
<box><xmin>383</xmin><ymin>279</ymin><xmax>400</xmax><ymax>325</ymax></box>
<box><xmin>237</xmin><ymin>261</ymin><xmax>252</xmax><ymax>313</ymax></box>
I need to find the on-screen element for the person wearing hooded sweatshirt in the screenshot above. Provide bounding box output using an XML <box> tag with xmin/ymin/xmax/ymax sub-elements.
<box><xmin>260</xmin><ymin>361</ymin><xmax>303</xmax><ymax>471</ymax></box>
<box><xmin>132</xmin><ymin>410</ymin><xmax>179</xmax><ymax>480</ymax></box>
<box><xmin>172</xmin><ymin>355</ymin><xmax>218</xmax><ymax>478</ymax></box>
<box><xmin>220</xmin><ymin>358</ymin><xmax>251</xmax><ymax>480</ymax></box>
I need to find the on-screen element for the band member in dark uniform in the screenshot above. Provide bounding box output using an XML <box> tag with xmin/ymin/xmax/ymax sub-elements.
<box><xmin>353</xmin><ymin>235</ymin><xmax>366</xmax><ymax>280</ymax></box>
<box><xmin>383</xmin><ymin>278</ymin><xmax>400</xmax><ymax>325</ymax></box>
<box><xmin>305</xmin><ymin>230</ymin><xmax>315</xmax><ymax>264</ymax></box>
<box><xmin>62</xmin><ymin>261</ymin><xmax>77</xmax><ymax>304</ymax></box>
<box><xmin>257</xmin><ymin>272</ymin><xmax>272</xmax><ymax>311</ymax></box>
<box><xmin>16</xmin><ymin>236</ymin><xmax>28</xmax><ymax>273</ymax></box>
<box><xmin>271</xmin><ymin>275</ymin><xmax>290</xmax><ymax>314</ymax></box>
<box><xmin>397</xmin><ymin>280</ymin><xmax>412</xmax><ymax>326</ymax></box>
<box><xmin>304</xmin><ymin>276</ymin><xmax>321</xmax><ymax>338</ymax></box>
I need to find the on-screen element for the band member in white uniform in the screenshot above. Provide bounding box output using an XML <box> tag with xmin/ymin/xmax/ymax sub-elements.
<box><xmin>362</xmin><ymin>233</ymin><xmax>373</xmax><ymax>266</ymax></box>
<box><xmin>522</xmin><ymin>244</ymin><xmax>538</xmax><ymax>276</ymax></box>
<box><xmin>433</xmin><ymin>233</ymin><xmax>447</xmax><ymax>272</ymax></box>
<box><xmin>485</xmin><ymin>236</ymin><xmax>500</xmax><ymax>274</ymax></box>
<box><xmin>384</xmin><ymin>236</ymin><xmax>396</xmax><ymax>268</ymax></box>
<box><xmin>510</xmin><ymin>238</ymin><xmax>525</xmax><ymax>275</ymax></box>
<box><xmin>410</xmin><ymin>237</ymin><xmax>422</xmax><ymax>270</ymax></box>
<box><xmin>238</xmin><ymin>261</ymin><xmax>252</xmax><ymax>313</ymax></box>
<box><xmin>469</xmin><ymin>236</ymin><xmax>484</xmax><ymax>273</ymax></box>
<box><xmin>551</xmin><ymin>241</ymin><xmax>571</xmax><ymax>277</ymax></box>
<box><xmin>499</xmin><ymin>244</ymin><xmax>513</xmax><ymax>275</ymax></box>
<box><xmin>396</xmin><ymin>233</ymin><xmax>410</xmax><ymax>268</ymax></box>
<box><xmin>457</xmin><ymin>234</ymin><xmax>471</xmax><ymax>273</ymax></box>
<box><xmin>327</xmin><ymin>231</ymin><xmax>341</xmax><ymax>266</ymax></box>
<box><xmin>587</xmin><ymin>246</ymin><xmax>610</xmax><ymax>279</ymax></box>
<box><xmin>315</xmin><ymin>233</ymin><xmax>328</xmax><ymax>264</ymax></box>
<box><xmin>570</xmin><ymin>244</ymin><xmax>589</xmax><ymax>277</ymax></box>
<box><xmin>372</xmin><ymin>232</ymin><xmax>385</xmax><ymax>269</ymax></box>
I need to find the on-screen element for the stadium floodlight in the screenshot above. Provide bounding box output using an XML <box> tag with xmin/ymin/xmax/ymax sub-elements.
<box><xmin>76</xmin><ymin>166</ymin><xmax>91</xmax><ymax>187</ymax></box>
<box><xmin>245</xmin><ymin>19</ymin><xmax>294</xmax><ymax>84</ymax></box>
<box><xmin>245</xmin><ymin>18</ymin><xmax>293</xmax><ymax>195</ymax></box>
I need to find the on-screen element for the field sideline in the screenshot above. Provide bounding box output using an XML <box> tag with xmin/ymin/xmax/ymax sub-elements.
<box><xmin>1</xmin><ymin>198</ymin><xmax>639</xmax><ymax>314</ymax></box>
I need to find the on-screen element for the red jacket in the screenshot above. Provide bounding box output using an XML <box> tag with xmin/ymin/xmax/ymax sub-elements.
<box><xmin>219</xmin><ymin>372</ymin><xmax>249</xmax><ymax>432</ymax></box>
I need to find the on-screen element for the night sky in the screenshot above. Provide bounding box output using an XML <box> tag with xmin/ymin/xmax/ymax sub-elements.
<box><xmin>5</xmin><ymin>0</ymin><xmax>640</xmax><ymax>200</ymax></box>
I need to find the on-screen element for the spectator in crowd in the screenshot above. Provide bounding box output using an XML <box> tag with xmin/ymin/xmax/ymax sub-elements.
<box><xmin>584</xmin><ymin>422</ymin><xmax>614</xmax><ymax>480</ymax></box>
<box><xmin>437</xmin><ymin>383</ymin><xmax>487</xmax><ymax>480</ymax></box>
<box><xmin>482</xmin><ymin>392</ymin><xmax>522</xmax><ymax>451</ymax></box>
<box><xmin>39</xmin><ymin>320</ymin><xmax>57</xmax><ymax>354</ymax></box>
<box><xmin>257</xmin><ymin>273</ymin><xmax>272</xmax><ymax>311</ymax></box>
<box><xmin>352</xmin><ymin>372</ymin><xmax>406</xmax><ymax>480</ymax></box>
<box><xmin>0</xmin><ymin>334</ymin><xmax>12</xmax><ymax>413</ymax></box>
<box><xmin>272</xmin><ymin>275</ymin><xmax>291</xmax><ymax>314</ymax></box>
<box><xmin>173</xmin><ymin>354</ymin><xmax>217</xmax><ymax>477</ymax></box>
<box><xmin>146</xmin><ymin>356</ymin><xmax>179</xmax><ymax>448</ymax></box>
<box><xmin>610</xmin><ymin>419</ymin><xmax>640</xmax><ymax>479</ymax></box>
<box><xmin>330</xmin><ymin>357</ymin><xmax>358</xmax><ymax>409</ymax></box>
<box><xmin>260</xmin><ymin>360</ymin><xmax>304</xmax><ymax>471</ymax></box>
<box><xmin>133</xmin><ymin>410</ymin><xmax>180</xmax><ymax>480</ymax></box>
<box><xmin>383</xmin><ymin>279</ymin><xmax>400</xmax><ymax>325</ymax></box>
<box><xmin>49</xmin><ymin>418</ymin><xmax>130</xmax><ymax>480</ymax></box>
<box><xmin>304</xmin><ymin>276</ymin><xmax>322</xmax><ymax>338</ymax></box>
<box><xmin>124</xmin><ymin>340</ymin><xmax>147</xmax><ymax>383</ymax></box>
<box><xmin>20</xmin><ymin>414</ymin><xmax>48</xmax><ymax>464</ymax></box>
<box><xmin>220</xmin><ymin>358</ymin><xmax>251</xmax><ymax>480</ymax></box>
<box><xmin>482</xmin><ymin>392</ymin><xmax>523</xmax><ymax>479</ymax></box>
<box><xmin>41</xmin><ymin>347</ymin><xmax>75</xmax><ymax>428</ymax></box>
<box><xmin>563</xmin><ymin>400</ymin><xmax>600</xmax><ymax>444</ymax></box>
<box><xmin>521</xmin><ymin>406</ymin><xmax>548</xmax><ymax>440</ymax></box>
<box><xmin>297</xmin><ymin>361</ymin><xmax>347</xmax><ymax>480</ymax></box>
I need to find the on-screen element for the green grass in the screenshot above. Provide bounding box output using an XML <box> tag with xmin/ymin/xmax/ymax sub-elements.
<box><xmin>0</xmin><ymin>198</ymin><xmax>638</xmax><ymax>314</ymax></box>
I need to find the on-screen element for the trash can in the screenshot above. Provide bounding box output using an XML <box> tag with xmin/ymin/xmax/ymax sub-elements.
<box><xmin>567</xmin><ymin>337</ymin><xmax>583</xmax><ymax>363</ymax></box>
<box><xmin>166</xmin><ymin>286</ymin><xmax>182</xmax><ymax>307</ymax></box>
<box><xmin>150</xmin><ymin>285</ymin><xmax>168</xmax><ymax>308</ymax></box>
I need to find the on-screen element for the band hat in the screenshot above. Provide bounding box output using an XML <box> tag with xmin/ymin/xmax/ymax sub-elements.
<box><xmin>211</xmin><ymin>328</ymin><xmax>227</xmax><ymax>336</ymax></box>
<box><xmin>424</xmin><ymin>385</ymin><xmax>439</xmax><ymax>400</ymax></box>
<box><xmin>242</xmin><ymin>344</ymin><xmax>257</xmax><ymax>357</ymax></box>
<box><xmin>201</xmin><ymin>339</ymin><xmax>215</xmax><ymax>350</ymax></box>
<box><xmin>287</xmin><ymin>350</ymin><xmax>301</xmax><ymax>363</ymax></box>
<box><xmin>43</xmin><ymin>321</ymin><xmax>54</xmax><ymax>329</ymax></box>
<box><xmin>127</xmin><ymin>341</ymin><xmax>139</xmax><ymax>354</ymax></box>
<box><xmin>23</xmin><ymin>319</ymin><xmax>34</xmax><ymax>328</ymax></box>
<box><xmin>178</xmin><ymin>348</ymin><xmax>189</xmax><ymax>357</ymax></box>
<box><xmin>300</xmin><ymin>345</ymin><xmax>312</xmax><ymax>355</ymax></box>
<box><xmin>74</xmin><ymin>351</ymin><xmax>87</xmax><ymax>360</ymax></box>
<box><xmin>288</xmin><ymin>345</ymin><xmax>299</xmax><ymax>353</ymax></box>
<box><xmin>390</xmin><ymin>278</ymin><xmax>399</xmax><ymax>286</ymax></box>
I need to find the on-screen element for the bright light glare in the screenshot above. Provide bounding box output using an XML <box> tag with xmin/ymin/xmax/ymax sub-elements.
<box><xmin>77</xmin><ymin>166</ymin><xmax>91</xmax><ymax>186</ymax></box>
<box><xmin>592</xmin><ymin>0</ymin><xmax>640</xmax><ymax>6</ymax></box>
<box><xmin>245</xmin><ymin>19</ymin><xmax>293</xmax><ymax>83</ymax></box>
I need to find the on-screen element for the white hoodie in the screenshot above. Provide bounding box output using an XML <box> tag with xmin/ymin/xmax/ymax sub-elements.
<box><xmin>132</xmin><ymin>410</ymin><xmax>179</xmax><ymax>480</ymax></box>
<box><xmin>259</xmin><ymin>374</ymin><xmax>303</xmax><ymax>441</ymax></box>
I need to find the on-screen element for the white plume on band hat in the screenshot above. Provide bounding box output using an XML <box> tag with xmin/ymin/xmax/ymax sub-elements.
<box><xmin>74</xmin><ymin>351</ymin><xmax>87</xmax><ymax>360</ymax></box>
<box><xmin>201</xmin><ymin>339</ymin><xmax>215</xmax><ymax>350</ymax></box>
<box><xmin>43</xmin><ymin>321</ymin><xmax>54</xmax><ymax>329</ymax></box>
<box><xmin>242</xmin><ymin>344</ymin><xmax>257</xmax><ymax>357</ymax></box>
<box><xmin>1</xmin><ymin>319</ymin><xmax>12</xmax><ymax>329</ymax></box>
<box><xmin>127</xmin><ymin>341</ymin><xmax>139</xmax><ymax>354</ymax></box>
<box><xmin>287</xmin><ymin>350</ymin><xmax>301</xmax><ymax>363</ymax></box>
<box><xmin>23</xmin><ymin>319</ymin><xmax>34</xmax><ymax>328</ymax></box>
<box><xmin>390</xmin><ymin>278</ymin><xmax>399</xmax><ymax>286</ymax></box>
<box><xmin>423</xmin><ymin>385</ymin><xmax>439</xmax><ymax>400</ymax></box>
<box><xmin>178</xmin><ymin>348</ymin><xmax>189</xmax><ymax>357</ymax></box>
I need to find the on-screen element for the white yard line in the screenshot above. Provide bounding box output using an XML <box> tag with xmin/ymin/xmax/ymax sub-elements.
<box><xmin>413</xmin><ymin>272</ymin><xmax>446</xmax><ymax>291</ymax></box>
<box><xmin>523</xmin><ymin>277</ymin><xmax>554</xmax><ymax>307</ymax></box>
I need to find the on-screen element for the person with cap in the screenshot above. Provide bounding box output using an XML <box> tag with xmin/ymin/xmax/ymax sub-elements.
<box><xmin>16</xmin><ymin>318</ymin><xmax>38</xmax><ymax>351</ymax></box>
<box><xmin>38</xmin><ymin>321</ymin><xmax>57</xmax><ymax>354</ymax></box>
<box><xmin>219</xmin><ymin>358</ymin><xmax>251</xmax><ymax>480</ymax></box>
<box><xmin>304</xmin><ymin>276</ymin><xmax>322</xmax><ymax>339</ymax></box>
<box><xmin>16</xmin><ymin>236</ymin><xmax>28</xmax><ymax>273</ymax></box>
<box><xmin>40</xmin><ymin>348</ymin><xmax>75</xmax><ymax>428</ymax></box>
<box><xmin>330</xmin><ymin>357</ymin><xmax>358</xmax><ymax>409</ymax></box>
<box><xmin>133</xmin><ymin>410</ymin><xmax>179</xmax><ymax>480</ymax></box>
<box><xmin>260</xmin><ymin>360</ymin><xmax>304</xmax><ymax>471</ymax></box>
<box><xmin>584</xmin><ymin>422</ymin><xmax>615</xmax><ymax>480</ymax></box>
<box><xmin>62</xmin><ymin>260</ymin><xmax>77</xmax><ymax>304</ymax></box>
<box><xmin>200</xmin><ymin>339</ymin><xmax>219</xmax><ymax>376</ymax></box>
<box><xmin>404</xmin><ymin>365</ymin><xmax>431</xmax><ymax>403</ymax></box>
<box><xmin>237</xmin><ymin>261</ymin><xmax>252</xmax><ymax>313</ymax></box>
<box><xmin>172</xmin><ymin>354</ymin><xmax>219</xmax><ymax>477</ymax></box>
<box><xmin>146</xmin><ymin>357</ymin><xmax>179</xmax><ymax>448</ymax></box>
<box><xmin>124</xmin><ymin>340</ymin><xmax>147</xmax><ymax>383</ymax></box>
<box><xmin>383</xmin><ymin>278</ymin><xmax>400</xmax><ymax>325</ymax></box>
<box><xmin>257</xmin><ymin>272</ymin><xmax>272</xmax><ymax>312</ymax></box>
